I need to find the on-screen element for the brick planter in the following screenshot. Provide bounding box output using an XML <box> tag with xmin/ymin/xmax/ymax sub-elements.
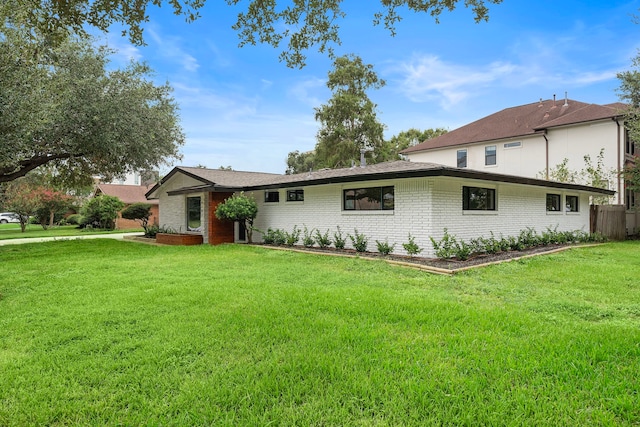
<box><xmin>156</xmin><ymin>233</ymin><xmax>203</xmax><ymax>246</ymax></box>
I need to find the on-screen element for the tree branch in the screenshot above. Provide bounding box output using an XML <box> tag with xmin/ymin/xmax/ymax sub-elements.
<box><xmin>0</xmin><ymin>153</ymin><xmax>74</xmax><ymax>183</ymax></box>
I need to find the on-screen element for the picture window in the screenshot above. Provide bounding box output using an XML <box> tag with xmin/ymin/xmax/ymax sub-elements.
<box><xmin>344</xmin><ymin>186</ymin><xmax>394</xmax><ymax>211</ymax></box>
<box><xmin>186</xmin><ymin>196</ymin><xmax>201</xmax><ymax>231</ymax></box>
<box><xmin>463</xmin><ymin>186</ymin><xmax>496</xmax><ymax>211</ymax></box>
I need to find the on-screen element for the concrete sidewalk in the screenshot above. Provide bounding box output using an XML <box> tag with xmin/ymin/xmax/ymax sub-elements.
<box><xmin>0</xmin><ymin>232</ymin><xmax>145</xmax><ymax>246</ymax></box>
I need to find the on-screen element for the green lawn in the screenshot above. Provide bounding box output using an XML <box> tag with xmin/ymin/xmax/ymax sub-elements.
<box><xmin>0</xmin><ymin>223</ymin><xmax>142</xmax><ymax>240</ymax></box>
<box><xmin>1</xmin><ymin>240</ymin><xmax>639</xmax><ymax>425</ymax></box>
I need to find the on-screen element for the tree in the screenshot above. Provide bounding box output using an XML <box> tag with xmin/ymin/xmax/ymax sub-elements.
<box><xmin>81</xmin><ymin>195</ymin><xmax>125</xmax><ymax>229</ymax></box>
<box><xmin>121</xmin><ymin>203</ymin><xmax>153</xmax><ymax>233</ymax></box>
<box><xmin>1</xmin><ymin>179</ymin><xmax>41</xmax><ymax>232</ymax></box>
<box><xmin>618</xmin><ymin>54</ymin><xmax>640</xmax><ymax>193</ymax></box>
<box><xmin>314</xmin><ymin>54</ymin><xmax>386</xmax><ymax>169</ymax></box>
<box><xmin>0</xmin><ymin>34</ymin><xmax>185</xmax><ymax>186</ymax></box>
<box><xmin>379</xmin><ymin>128</ymin><xmax>448</xmax><ymax>162</ymax></box>
<box><xmin>285</xmin><ymin>150</ymin><xmax>316</xmax><ymax>175</ymax></box>
<box><xmin>1</xmin><ymin>1</ymin><xmax>501</xmax><ymax>68</ymax></box>
<box><xmin>35</xmin><ymin>189</ymin><xmax>74</xmax><ymax>229</ymax></box>
<box><xmin>214</xmin><ymin>192</ymin><xmax>258</xmax><ymax>243</ymax></box>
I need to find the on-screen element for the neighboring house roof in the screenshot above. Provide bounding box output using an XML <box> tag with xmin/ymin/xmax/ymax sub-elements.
<box><xmin>401</xmin><ymin>99</ymin><xmax>626</xmax><ymax>154</ymax></box>
<box><xmin>96</xmin><ymin>184</ymin><xmax>159</xmax><ymax>205</ymax></box>
<box><xmin>147</xmin><ymin>161</ymin><xmax>614</xmax><ymax>198</ymax></box>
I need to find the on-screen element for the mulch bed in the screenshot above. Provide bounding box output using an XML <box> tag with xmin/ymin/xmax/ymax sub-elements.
<box><xmin>260</xmin><ymin>243</ymin><xmax>586</xmax><ymax>274</ymax></box>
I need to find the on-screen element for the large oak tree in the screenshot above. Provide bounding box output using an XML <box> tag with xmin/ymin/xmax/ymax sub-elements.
<box><xmin>1</xmin><ymin>0</ymin><xmax>502</xmax><ymax>68</ymax></box>
<box><xmin>0</xmin><ymin>32</ymin><xmax>184</xmax><ymax>186</ymax></box>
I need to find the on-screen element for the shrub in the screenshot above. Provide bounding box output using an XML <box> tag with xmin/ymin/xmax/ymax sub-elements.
<box><xmin>314</xmin><ymin>229</ymin><xmax>332</xmax><ymax>249</ymax></box>
<box><xmin>333</xmin><ymin>226</ymin><xmax>346</xmax><ymax>249</ymax></box>
<box><xmin>81</xmin><ymin>195</ymin><xmax>125</xmax><ymax>230</ymax></box>
<box><xmin>284</xmin><ymin>226</ymin><xmax>301</xmax><ymax>247</ymax></box>
<box><xmin>375</xmin><ymin>239</ymin><xmax>395</xmax><ymax>256</ymax></box>
<box><xmin>302</xmin><ymin>225</ymin><xmax>315</xmax><ymax>248</ymax></box>
<box><xmin>402</xmin><ymin>234</ymin><xmax>422</xmax><ymax>257</ymax></box>
<box><xmin>65</xmin><ymin>214</ymin><xmax>84</xmax><ymax>225</ymax></box>
<box><xmin>262</xmin><ymin>228</ymin><xmax>286</xmax><ymax>245</ymax></box>
<box><xmin>145</xmin><ymin>224</ymin><xmax>160</xmax><ymax>238</ymax></box>
<box><xmin>349</xmin><ymin>229</ymin><xmax>368</xmax><ymax>252</ymax></box>
<box><xmin>454</xmin><ymin>240</ymin><xmax>474</xmax><ymax>261</ymax></box>
<box><xmin>430</xmin><ymin>228</ymin><xmax>458</xmax><ymax>259</ymax></box>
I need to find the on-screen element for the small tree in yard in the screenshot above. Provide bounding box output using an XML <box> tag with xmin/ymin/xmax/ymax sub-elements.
<box><xmin>2</xmin><ymin>178</ymin><xmax>41</xmax><ymax>232</ymax></box>
<box><xmin>215</xmin><ymin>192</ymin><xmax>258</xmax><ymax>243</ymax></box>
<box><xmin>35</xmin><ymin>189</ymin><xmax>74</xmax><ymax>229</ymax></box>
<box><xmin>81</xmin><ymin>195</ymin><xmax>125</xmax><ymax>229</ymax></box>
<box><xmin>121</xmin><ymin>203</ymin><xmax>153</xmax><ymax>234</ymax></box>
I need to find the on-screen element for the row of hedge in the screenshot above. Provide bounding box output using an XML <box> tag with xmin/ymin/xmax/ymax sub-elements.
<box><xmin>259</xmin><ymin>225</ymin><xmax>605</xmax><ymax>260</ymax></box>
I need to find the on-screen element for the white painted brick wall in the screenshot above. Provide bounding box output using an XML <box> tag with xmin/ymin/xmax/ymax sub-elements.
<box><xmin>157</xmin><ymin>173</ymin><xmax>208</xmax><ymax>240</ymax></box>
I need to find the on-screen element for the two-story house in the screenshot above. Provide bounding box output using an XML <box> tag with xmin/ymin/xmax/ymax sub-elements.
<box><xmin>401</xmin><ymin>97</ymin><xmax>638</xmax><ymax>235</ymax></box>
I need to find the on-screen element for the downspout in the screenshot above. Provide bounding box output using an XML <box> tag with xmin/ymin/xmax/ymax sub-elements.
<box><xmin>615</xmin><ymin>119</ymin><xmax>622</xmax><ymax>204</ymax></box>
<box><xmin>543</xmin><ymin>132</ymin><xmax>549</xmax><ymax>180</ymax></box>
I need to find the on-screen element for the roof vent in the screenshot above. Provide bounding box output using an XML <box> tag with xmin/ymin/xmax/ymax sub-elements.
<box><xmin>563</xmin><ymin>91</ymin><xmax>569</xmax><ymax>107</ymax></box>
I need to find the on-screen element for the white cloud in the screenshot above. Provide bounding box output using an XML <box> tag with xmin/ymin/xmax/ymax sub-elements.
<box><xmin>390</xmin><ymin>55</ymin><xmax>518</xmax><ymax>108</ymax></box>
<box><xmin>147</xmin><ymin>28</ymin><xmax>200</xmax><ymax>72</ymax></box>
<box><xmin>287</xmin><ymin>77</ymin><xmax>326</xmax><ymax>107</ymax></box>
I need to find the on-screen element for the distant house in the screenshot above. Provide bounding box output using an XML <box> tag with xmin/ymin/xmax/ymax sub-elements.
<box><xmin>94</xmin><ymin>184</ymin><xmax>159</xmax><ymax>230</ymax></box>
<box><xmin>146</xmin><ymin>161</ymin><xmax>613</xmax><ymax>257</ymax></box>
<box><xmin>400</xmin><ymin>98</ymin><xmax>638</xmax><ymax>235</ymax></box>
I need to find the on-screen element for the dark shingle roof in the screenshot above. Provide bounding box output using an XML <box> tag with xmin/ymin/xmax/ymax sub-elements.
<box><xmin>402</xmin><ymin>99</ymin><xmax>625</xmax><ymax>154</ymax></box>
<box><xmin>147</xmin><ymin>161</ymin><xmax>614</xmax><ymax>198</ymax></box>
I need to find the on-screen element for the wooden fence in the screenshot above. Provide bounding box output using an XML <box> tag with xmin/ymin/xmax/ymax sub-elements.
<box><xmin>590</xmin><ymin>205</ymin><xmax>626</xmax><ymax>240</ymax></box>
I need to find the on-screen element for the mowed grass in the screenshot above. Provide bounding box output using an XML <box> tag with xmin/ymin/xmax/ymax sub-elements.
<box><xmin>0</xmin><ymin>223</ymin><xmax>142</xmax><ymax>240</ymax></box>
<box><xmin>0</xmin><ymin>240</ymin><xmax>639</xmax><ymax>425</ymax></box>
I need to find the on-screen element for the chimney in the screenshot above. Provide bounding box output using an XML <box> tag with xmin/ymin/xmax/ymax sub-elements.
<box><xmin>360</xmin><ymin>148</ymin><xmax>367</xmax><ymax>168</ymax></box>
<box><xmin>563</xmin><ymin>91</ymin><xmax>569</xmax><ymax>107</ymax></box>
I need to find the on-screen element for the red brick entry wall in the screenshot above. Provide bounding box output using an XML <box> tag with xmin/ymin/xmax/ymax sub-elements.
<box><xmin>208</xmin><ymin>192</ymin><xmax>235</xmax><ymax>245</ymax></box>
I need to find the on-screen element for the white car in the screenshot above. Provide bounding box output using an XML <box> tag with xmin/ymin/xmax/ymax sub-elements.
<box><xmin>0</xmin><ymin>212</ymin><xmax>21</xmax><ymax>224</ymax></box>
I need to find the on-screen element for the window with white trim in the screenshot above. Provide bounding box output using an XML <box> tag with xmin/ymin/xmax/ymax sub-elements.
<box><xmin>457</xmin><ymin>149</ymin><xmax>467</xmax><ymax>168</ymax></box>
<box><xmin>186</xmin><ymin>196</ymin><xmax>202</xmax><ymax>231</ymax></box>
<box><xmin>485</xmin><ymin>146</ymin><xmax>497</xmax><ymax>166</ymax></box>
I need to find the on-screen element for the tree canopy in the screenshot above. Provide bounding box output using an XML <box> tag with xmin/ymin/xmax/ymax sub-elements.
<box><xmin>314</xmin><ymin>54</ymin><xmax>386</xmax><ymax>169</ymax></box>
<box><xmin>618</xmin><ymin>53</ymin><xmax>640</xmax><ymax>194</ymax></box>
<box><xmin>1</xmin><ymin>0</ymin><xmax>502</xmax><ymax>68</ymax></box>
<box><xmin>215</xmin><ymin>192</ymin><xmax>258</xmax><ymax>243</ymax></box>
<box><xmin>378</xmin><ymin>128</ymin><xmax>448</xmax><ymax>162</ymax></box>
<box><xmin>0</xmin><ymin>33</ymin><xmax>185</xmax><ymax>186</ymax></box>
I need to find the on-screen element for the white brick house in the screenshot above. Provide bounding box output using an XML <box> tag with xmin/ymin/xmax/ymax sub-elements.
<box><xmin>401</xmin><ymin>98</ymin><xmax>638</xmax><ymax>234</ymax></box>
<box><xmin>146</xmin><ymin>161</ymin><xmax>613</xmax><ymax>258</ymax></box>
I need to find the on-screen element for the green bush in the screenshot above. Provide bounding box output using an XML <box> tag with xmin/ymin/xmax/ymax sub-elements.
<box><xmin>430</xmin><ymin>228</ymin><xmax>458</xmax><ymax>259</ymax></box>
<box><xmin>302</xmin><ymin>225</ymin><xmax>315</xmax><ymax>248</ymax></box>
<box><xmin>65</xmin><ymin>214</ymin><xmax>84</xmax><ymax>225</ymax></box>
<box><xmin>333</xmin><ymin>226</ymin><xmax>346</xmax><ymax>250</ymax></box>
<box><xmin>375</xmin><ymin>239</ymin><xmax>395</xmax><ymax>256</ymax></box>
<box><xmin>349</xmin><ymin>229</ymin><xmax>368</xmax><ymax>253</ymax></box>
<box><xmin>402</xmin><ymin>234</ymin><xmax>422</xmax><ymax>257</ymax></box>
<box><xmin>81</xmin><ymin>195</ymin><xmax>125</xmax><ymax>230</ymax></box>
<box><xmin>314</xmin><ymin>229</ymin><xmax>332</xmax><ymax>249</ymax></box>
<box><xmin>284</xmin><ymin>226</ymin><xmax>301</xmax><ymax>247</ymax></box>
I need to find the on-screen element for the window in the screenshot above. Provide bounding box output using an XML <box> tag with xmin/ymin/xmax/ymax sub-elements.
<box><xmin>626</xmin><ymin>129</ymin><xmax>636</xmax><ymax>156</ymax></box>
<box><xmin>463</xmin><ymin>186</ymin><xmax>496</xmax><ymax>211</ymax></box>
<box><xmin>546</xmin><ymin>194</ymin><xmax>561</xmax><ymax>211</ymax></box>
<box><xmin>457</xmin><ymin>149</ymin><xmax>467</xmax><ymax>168</ymax></box>
<box><xmin>565</xmin><ymin>195</ymin><xmax>579</xmax><ymax>212</ymax></box>
<box><xmin>343</xmin><ymin>186</ymin><xmax>394</xmax><ymax>211</ymax></box>
<box><xmin>265</xmin><ymin>191</ymin><xmax>280</xmax><ymax>203</ymax></box>
<box><xmin>485</xmin><ymin>146</ymin><xmax>497</xmax><ymax>166</ymax></box>
<box><xmin>286</xmin><ymin>189</ymin><xmax>304</xmax><ymax>202</ymax></box>
<box><xmin>504</xmin><ymin>141</ymin><xmax>521</xmax><ymax>149</ymax></box>
<box><xmin>186</xmin><ymin>196</ymin><xmax>201</xmax><ymax>231</ymax></box>
<box><xmin>627</xmin><ymin>189</ymin><xmax>637</xmax><ymax>210</ymax></box>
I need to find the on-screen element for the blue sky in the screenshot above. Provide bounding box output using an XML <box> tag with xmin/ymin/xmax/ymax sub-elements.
<box><xmin>100</xmin><ymin>0</ymin><xmax>640</xmax><ymax>174</ymax></box>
